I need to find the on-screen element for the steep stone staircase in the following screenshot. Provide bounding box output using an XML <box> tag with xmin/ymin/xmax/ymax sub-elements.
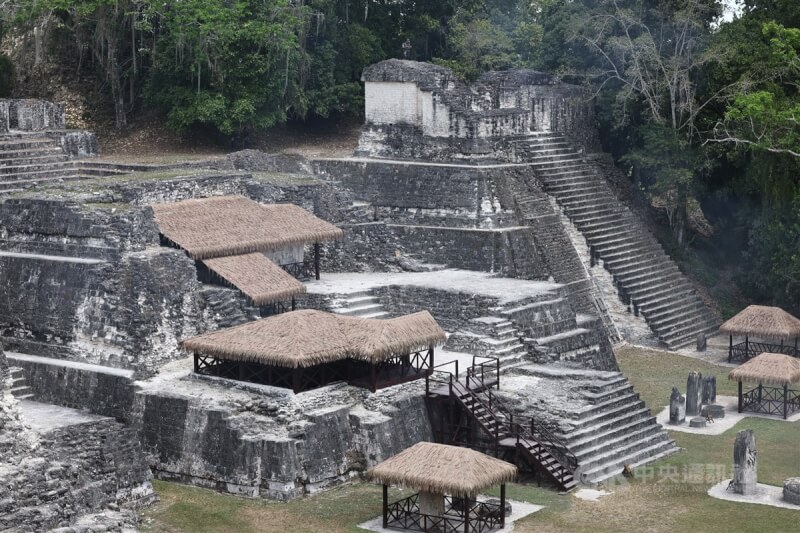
<box><xmin>330</xmin><ymin>290</ymin><xmax>389</xmax><ymax>319</ymax></box>
<box><xmin>427</xmin><ymin>364</ymin><xmax>578</xmax><ymax>492</ymax></box>
<box><xmin>513</xmin><ymin>133</ymin><xmax>719</xmax><ymax>349</ymax></box>
<box><xmin>563</xmin><ymin>373</ymin><xmax>676</xmax><ymax>483</ymax></box>
<box><xmin>7</xmin><ymin>367</ymin><xmax>33</xmax><ymax>401</ymax></box>
<box><xmin>0</xmin><ymin>132</ymin><xmax>126</xmax><ymax>192</ymax></box>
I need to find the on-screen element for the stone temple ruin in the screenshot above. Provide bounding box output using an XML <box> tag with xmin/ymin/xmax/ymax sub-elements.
<box><xmin>0</xmin><ymin>61</ymin><xmax>723</xmax><ymax>529</ymax></box>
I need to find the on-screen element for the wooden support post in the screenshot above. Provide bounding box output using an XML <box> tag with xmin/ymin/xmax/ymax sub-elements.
<box><xmin>293</xmin><ymin>368</ymin><xmax>301</xmax><ymax>394</ymax></box>
<box><xmin>193</xmin><ymin>353</ymin><xmax>199</xmax><ymax>373</ymax></box>
<box><xmin>382</xmin><ymin>485</ymin><xmax>388</xmax><ymax>529</ymax></box>
<box><xmin>370</xmin><ymin>363</ymin><xmax>377</xmax><ymax>393</ymax></box>
<box><xmin>500</xmin><ymin>484</ymin><xmax>506</xmax><ymax>528</ymax></box>
<box><xmin>314</xmin><ymin>242</ymin><xmax>321</xmax><ymax>280</ymax></box>
<box><xmin>758</xmin><ymin>383</ymin><xmax>763</xmax><ymax>404</ymax></box>
<box><xmin>784</xmin><ymin>384</ymin><xmax>789</xmax><ymax>420</ymax></box>
<box><xmin>464</xmin><ymin>497</ymin><xmax>470</xmax><ymax>533</ymax></box>
<box><xmin>728</xmin><ymin>335</ymin><xmax>733</xmax><ymax>362</ymax></box>
<box><xmin>738</xmin><ymin>381</ymin><xmax>743</xmax><ymax>413</ymax></box>
<box><xmin>745</xmin><ymin>336</ymin><xmax>749</xmax><ymax>359</ymax></box>
<box><xmin>291</xmin><ymin>297</ymin><xmax>296</xmax><ymax>311</ymax></box>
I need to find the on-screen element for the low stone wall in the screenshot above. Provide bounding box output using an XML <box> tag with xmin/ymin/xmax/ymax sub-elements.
<box><xmin>373</xmin><ymin>285</ymin><xmax>500</xmax><ymax>331</ymax></box>
<box><xmin>6</xmin><ymin>353</ymin><xmax>136</xmax><ymax>421</ymax></box>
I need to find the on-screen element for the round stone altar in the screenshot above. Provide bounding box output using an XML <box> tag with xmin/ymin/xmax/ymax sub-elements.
<box><xmin>783</xmin><ymin>478</ymin><xmax>800</xmax><ymax>505</ymax></box>
<box><xmin>689</xmin><ymin>417</ymin><xmax>707</xmax><ymax>428</ymax></box>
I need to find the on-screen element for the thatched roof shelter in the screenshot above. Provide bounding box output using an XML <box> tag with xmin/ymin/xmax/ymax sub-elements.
<box><xmin>202</xmin><ymin>253</ymin><xmax>305</xmax><ymax>305</ymax></box>
<box><xmin>181</xmin><ymin>309</ymin><xmax>446</xmax><ymax>368</ymax></box>
<box><xmin>728</xmin><ymin>352</ymin><xmax>800</xmax><ymax>387</ymax></box>
<box><xmin>367</xmin><ymin>442</ymin><xmax>517</xmax><ymax>497</ymax></box>
<box><xmin>720</xmin><ymin>305</ymin><xmax>800</xmax><ymax>340</ymax></box>
<box><xmin>151</xmin><ymin>196</ymin><xmax>343</xmax><ymax>260</ymax></box>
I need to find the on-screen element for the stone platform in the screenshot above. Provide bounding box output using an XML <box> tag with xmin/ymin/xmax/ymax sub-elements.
<box><xmin>656</xmin><ymin>395</ymin><xmax>800</xmax><ymax>435</ymax></box>
<box><xmin>708</xmin><ymin>480</ymin><xmax>800</xmax><ymax>510</ymax></box>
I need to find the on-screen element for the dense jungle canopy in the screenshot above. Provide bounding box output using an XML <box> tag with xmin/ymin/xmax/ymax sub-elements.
<box><xmin>0</xmin><ymin>0</ymin><xmax>799</xmax><ymax>316</ymax></box>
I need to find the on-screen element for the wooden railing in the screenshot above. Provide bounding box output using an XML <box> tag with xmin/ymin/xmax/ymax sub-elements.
<box><xmin>385</xmin><ymin>494</ymin><xmax>504</xmax><ymax>533</ymax></box>
<box><xmin>280</xmin><ymin>260</ymin><xmax>313</xmax><ymax>281</ymax></box>
<box><xmin>741</xmin><ymin>385</ymin><xmax>800</xmax><ymax>417</ymax></box>
<box><xmin>729</xmin><ymin>341</ymin><xmax>799</xmax><ymax>363</ymax></box>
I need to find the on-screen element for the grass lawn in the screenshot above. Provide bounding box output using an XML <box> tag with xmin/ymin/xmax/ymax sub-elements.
<box><xmin>141</xmin><ymin>346</ymin><xmax>800</xmax><ymax>533</ymax></box>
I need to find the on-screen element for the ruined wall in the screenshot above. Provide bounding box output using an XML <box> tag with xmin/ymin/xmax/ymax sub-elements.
<box><xmin>314</xmin><ymin>159</ymin><xmax>516</xmax><ymax>228</ymax></box>
<box><xmin>4</xmin><ymin>98</ymin><xmax>66</xmax><ymax>130</ymax></box>
<box><xmin>321</xmin><ymin>222</ymin><xmax>547</xmax><ymax>278</ymax></box>
<box><xmin>0</xmin><ymin>100</ymin><xmax>8</xmax><ymax>132</ymax></box>
<box><xmin>133</xmin><ymin>383</ymin><xmax>432</xmax><ymax>500</ymax></box>
<box><xmin>7</xmin><ymin>353</ymin><xmax>137</xmax><ymax>422</ymax></box>
<box><xmin>0</xmin><ymin>418</ymin><xmax>153</xmax><ymax>531</ymax></box>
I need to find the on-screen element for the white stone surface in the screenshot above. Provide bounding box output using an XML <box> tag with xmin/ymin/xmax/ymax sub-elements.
<box><xmin>365</xmin><ymin>82</ymin><xmax>420</xmax><ymax>126</ymax></box>
<box><xmin>357</xmin><ymin>498</ymin><xmax>544</xmax><ymax>533</ymax></box>
<box><xmin>18</xmin><ymin>400</ymin><xmax>109</xmax><ymax>432</ymax></box>
<box><xmin>307</xmin><ymin>270</ymin><xmax>562</xmax><ymax>304</ymax></box>
<box><xmin>0</xmin><ymin>250</ymin><xmax>105</xmax><ymax>264</ymax></box>
<box><xmin>6</xmin><ymin>352</ymin><xmax>135</xmax><ymax>378</ymax></box>
<box><xmin>708</xmin><ymin>479</ymin><xmax>800</xmax><ymax>510</ymax></box>
<box><xmin>574</xmin><ymin>488</ymin><xmax>612</xmax><ymax>501</ymax></box>
<box><xmin>656</xmin><ymin>395</ymin><xmax>800</xmax><ymax>435</ymax></box>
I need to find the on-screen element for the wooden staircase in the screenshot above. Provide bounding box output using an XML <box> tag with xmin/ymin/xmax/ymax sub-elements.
<box><xmin>426</xmin><ymin>359</ymin><xmax>578</xmax><ymax>492</ymax></box>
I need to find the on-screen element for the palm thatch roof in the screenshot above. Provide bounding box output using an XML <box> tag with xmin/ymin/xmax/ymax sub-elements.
<box><xmin>366</xmin><ymin>442</ymin><xmax>517</xmax><ymax>497</ymax></box>
<box><xmin>202</xmin><ymin>253</ymin><xmax>306</xmax><ymax>305</ymax></box>
<box><xmin>181</xmin><ymin>310</ymin><xmax>446</xmax><ymax>368</ymax></box>
<box><xmin>151</xmin><ymin>196</ymin><xmax>343</xmax><ymax>260</ymax></box>
<box><xmin>728</xmin><ymin>352</ymin><xmax>800</xmax><ymax>386</ymax></box>
<box><xmin>720</xmin><ymin>305</ymin><xmax>800</xmax><ymax>340</ymax></box>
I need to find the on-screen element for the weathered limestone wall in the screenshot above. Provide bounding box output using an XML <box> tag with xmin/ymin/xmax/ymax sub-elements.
<box><xmin>314</xmin><ymin>159</ymin><xmax>516</xmax><ymax>228</ymax></box>
<box><xmin>321</xmin><ymin>221</ymin><xmax>548</xmax><ymax>278</ymax></box>
<box><xmin>0</xmin><ymin>417</ymin><xmax>153</xmax><ymax>530</ymax></box>
<box><xmin>358</xmin><ymin>61</ymin><xmax>598</xmax><ymax>159</ymax></box>
<box><xmin>4</xmin><ymin>98</ymin><xmax>66</xmax><ymax>130</ymax></box>
<box><xmin>0</xmin><ymin>100</ymin><xmax>8</xmax><ymax>133</ymax></box>
<box><xmin>133</xmin><ymin>381</ymin><xmax>432</xmax><ymax>500</ymax></box>
<box><xmin>7</xmin><ymin>353</ymin><xmax>136</xmax><ymax>422</ymax></box>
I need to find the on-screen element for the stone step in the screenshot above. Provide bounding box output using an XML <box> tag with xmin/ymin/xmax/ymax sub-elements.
<box><xmin>638</xmin><ymin>290</ymin><xmax>699</xmax><ymax>314</ymax></box>
<box><xmin>540</xmin><ymin>168</ymin><xmax>597</xmax><ymax>179</ymax></box>
<box><xmin>653</xmin><ymin>310</ymin><xmax>716</xmax><ymax>335</ymax></box>
<box><xmin>589</xmin><ymin>443</ymin><xmax>680</xmax><ymax>484</ymax></box>
<box><xmin>557</xmin><ymin>190</ymin><xmax>617</xmax><ymax>205</ymax></box>
<box><xmin>579</xmin><ymin>435</ymin><xmax>675</xmax><ymax>481</ymax></box>
<box><xmin>580</xmin><ymin>382</ymin><xmax>634</xmax><ymax>404</ymax></box>
<box><xmin>544</xmin><ymin>176</ymin><xmax>603</xmax><ymax>190</ymax></box>
<box><xmin>0</xmin><ymin>161</ymin><xmax>75</xmax><ymax>175</ymax></box>
<box><xmin>570</xmin><ymin>392</ymin><xmax>644</xmax><ymax>422</ymax></box>
<box><xmin>0</xmin><ymin>153</ymin><xmax>68</xmax><ymax>166</ymax></box>
<box><xmin>565</xmin><ymin>406</ymin><xmax>653</xmax><ymax>443</ymax></box>
<box><xmin>593</xmin><ymin>235</ymin><xmax>655</xmax><ymax>256</ymax></box>
<box><xmin>343</xmin><ymin>295</ymin><xmax>377</xmax><ymax>305</ymax></box>
<box><xmin>0</xmin><ymin>138</ymin><xmax>58</xmax><ymax>151</ymax></box>
<box><xmin>570</xmin><ymin>415</ymin><xmax>659</xmax><ymax>456</ymax></box>
<box><xmin>549</xmin><ymin>182</ymin><xmax>607</xmax><ymax>197</ymax></box>
<box><xmin>573</xmin><ymin>423</ymin><xmax>665</xmax><ymax>460</ymax></box>
<box><xmin>662</xmin><ymin>322</ymin><xmax>720</xmax><ymax>349</ymax></box>
<box><xmin>10</xmin><ymin>385</ymin><xmax>32</xmax><ymax>397</ymax></box>
<box><xmin>626</xmin><ymin>277</ymin><xmax>693</xmax><ymax>299</ymax></box>
<box><xmin>360</xmin><ymin>311</ymin><xmax>390</xmax><ymax>319</ymax></box>
<box><xmin>645</xmin><ymin>298</ymin><xmax>706</xmax><ymax>323</ymax></box>
<box><xmin>659</xmin><ymin>316</ymin><xmax>719</xmax><ymax>345</ymax></box>
<box><xmin>582</xmin><ymin>375</ymin><xmax>630</xmax><ymax>395</ymax></box>
<box><xmin>618</xmin><ymin>264</ymin><xmax>681</xmax><ymax>285</ymax></box>
<box><xmin>334</xmin><ymin>303</ymin><xmax>384</xmax><ymax>316</ymax></box>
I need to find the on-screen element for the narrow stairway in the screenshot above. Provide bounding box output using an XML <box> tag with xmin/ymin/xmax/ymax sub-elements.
<box><xmin>443</xmin><ymin>375</ymin><xmax>578</xmax><ymax>492</ymax></box>
<box><xmin>514</xmin><ymin>133</ymin><xmax>719</xmax><ymax>349</ymax></box>
<box><xmin>0</xmin><ymin>132</ymin><xmax>126</xmax><ymax>192</ymax></box>
<box><xmin>330</xmin><ymin>290</ymin><xmax>389</xmax><ymax>319</ymax></box>
<box><xmin>8</xmin><ymin>367</ymin><xmax>33</xmax><ymax>400</ymax></box>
